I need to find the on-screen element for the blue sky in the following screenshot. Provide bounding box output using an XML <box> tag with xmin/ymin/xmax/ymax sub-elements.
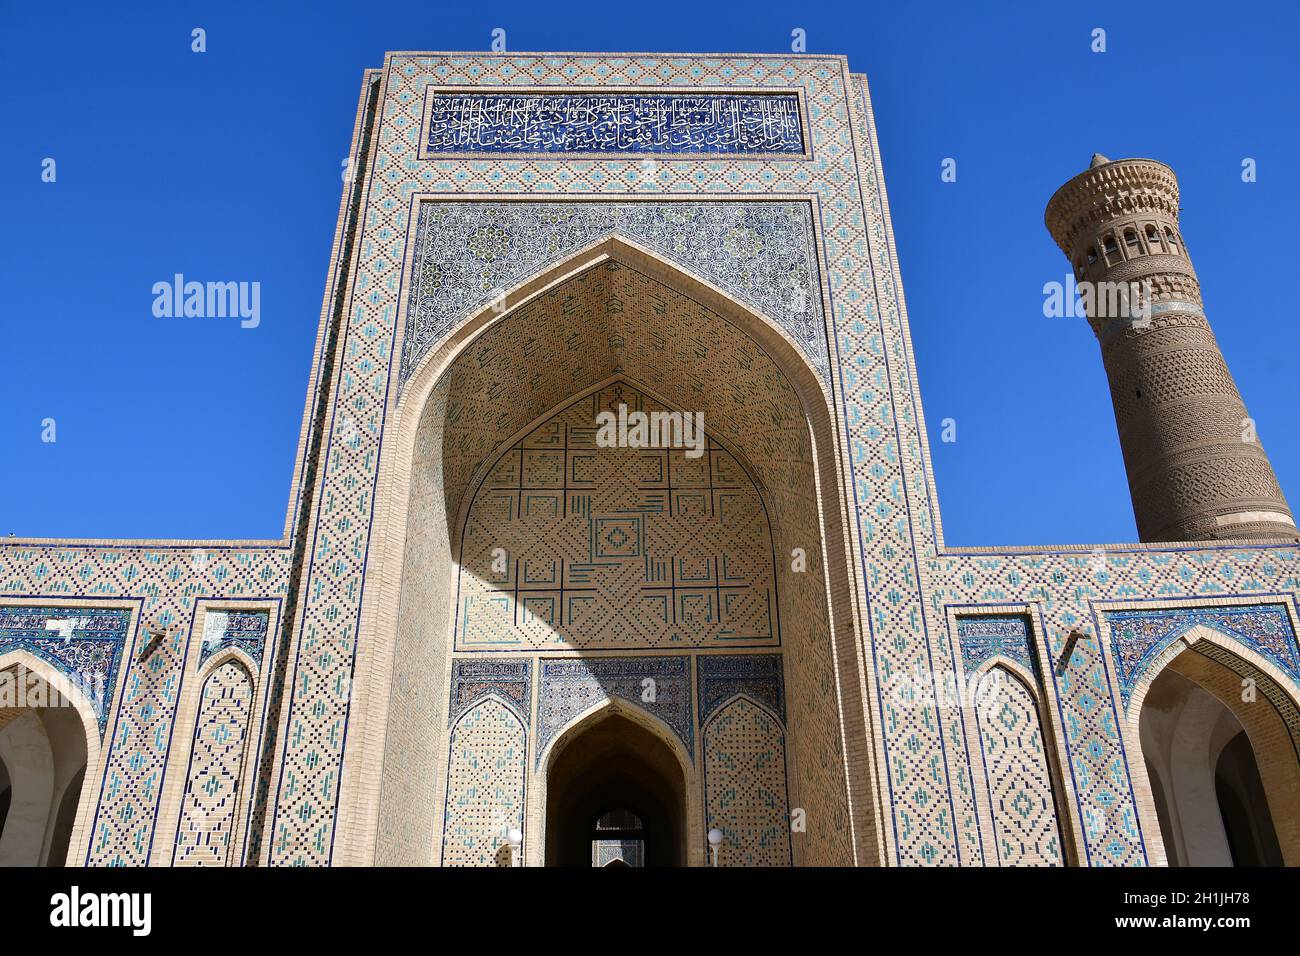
<box><xmin>2</xmin><ymin>1</ymin><xmax>1296</xmax><ymax>545</ymax></box>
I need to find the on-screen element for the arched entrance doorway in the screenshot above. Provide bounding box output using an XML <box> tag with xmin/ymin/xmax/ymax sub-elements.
<box><xmin>1132</xmin><ymin>625</ymin><xmax>1299</xmax><ymax>866</ymax></box>
<box><xmin>545</xmin><ymin>712</ymin><xmax>686</xmax><ymax>867</ymax></box>
<box><xmin>364</xmin><ymin>236</ymin><xmax>874</xmax><ymax>867</ymax></box>
<box><xmin>1140</xmin><ymin>667</ymin><xmax>1284</xmax><ymax>866</ymax></box>
<box><xmin>0</xmin><ymin>662</ymin><xmax>93</xmax><ymax>867</ymax></box>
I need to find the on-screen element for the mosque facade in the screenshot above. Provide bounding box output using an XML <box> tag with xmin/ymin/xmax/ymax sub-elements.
<box><xmin>1</xmin><ymin>52</ymin><xmax>1296</xmax><ymax>868</ymax></box>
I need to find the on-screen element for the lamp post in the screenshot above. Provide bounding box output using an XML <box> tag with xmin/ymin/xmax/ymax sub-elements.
<box><xmin>505</xmin><ymin>827</ymin><xmax>523</xmax><ymax>867</ymax></box>
<box><xmin>707</xmin><ymin>828</ymin><xmax>723</xmax><ymax>868</ymax></box>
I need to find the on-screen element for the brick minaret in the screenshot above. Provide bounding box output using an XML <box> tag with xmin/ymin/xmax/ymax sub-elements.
<box><xmin>1045</xmin><ymin>155</ymin><xmax>1295</xmax><ymax>542</ymax></box>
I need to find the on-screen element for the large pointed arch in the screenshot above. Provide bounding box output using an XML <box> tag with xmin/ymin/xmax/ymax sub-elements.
<box><xmin>540</xmin><ymin>694</ymin><xmax>696</xmax><ymax>778</ymax></box>
<box><xmin>1124</xmin><ymin>622</ymin><xmax>1300</xmax><ymax>865</ymax></box>
<box><xmin>398</xmin><ymin>233</ymin><xmax>833</xmax><ymax>435</ymax></box>
<box><xmin>338</xmin><ymin>229</ymin><xmax>878</xmax><ymax>867</ymax></box>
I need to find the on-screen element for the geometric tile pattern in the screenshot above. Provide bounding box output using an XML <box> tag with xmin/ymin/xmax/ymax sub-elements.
<box><xmin>198</xmin><ymin>609</ymin><xmax>270</xmax><ymax>668</ymax></box>
<box><xmin>0</xmin><ymin>542</ymin><xmax>288</xmax><ymax>867</ymax></box>
<box><xmin>441</xmin><ymin>697</ymin><xmax>526</xmax><ymax>866</ymax></box>
<box><xmin>1105</xmin><ymin>603</ymin><xmax>1300</xmax><ymax>708</ymax></box>
<box><xmin>457</xmin><ymin>381</ymin><xmax>778</xmax><ymax>651</ymax></box>
<box><xmin>274</xmin><ymin>49</ymin><xmax>891</xmax><ymax>863</ymax></box>
<box><xmin>972</xmin><ymin>668</ymin><xmax>1063</xmax><ymax>866</ymax></box>
<box><xmin>536</xmin><ymin>655</ymin><xmax>692</xmax><ymax>764</ymax></box>
<box><xmin>423</xmin><ymin>91</ymin><xmax>805</xmax><ymax>156</ymax></box>
<box><xmin>265</xmin><ymin>52</ymin><xmax>969</xmax><ymax>867</ymax></box>
<box><xmin>702</xmin><ymin>695</ymin><xmax>791</xmax><ymax>866</ymax></box>
<box><xmin>847</xmin><ymin>74</ymin><xmax>968</xmax><ymax>866</ymax></box>
<box><xmin>934</xmin><ymin>548</ymin><xmax>1300</xmax><ymax>867</ymax></box>
<box><xmin>956</xmin><ymin>615</ymin><xmax>1035</xmax><ymax>676</ymax></box>
<box><xmin>447</xmin><ymin>658</ymin><xmax>531</xmax><ymax>724</ymax></box>
<box><xmin>401</xmin><ymin>201</ymin><xmax>828</xmax><ymax>388</ymax></box>
<box><xmin>0</xmin><ymin>605</ymin><xmax>132</xmax><ymax>735</ymax></box>
<box><xmin>697</xmin><ymin>653</ymin><xmax>785</xmax><ymax>724</ymax></box>
<box><xmin>173</xmin><ymin>659</ymin><xmax>256</xmax><ymax>866</ymax></box>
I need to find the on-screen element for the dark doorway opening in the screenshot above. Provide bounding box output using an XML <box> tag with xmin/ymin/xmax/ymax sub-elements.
<box><xmin>1215</xmin><ymin>731</ymin><xmax>1284</xmax><ymax>867</ymax></box>
<box><xmin>545</xmin><ymin>713</ymin><xmax>686</xmax><ymax>867</ymax></box>
<box><xmin>1140</xmin><ymin>664</ymin><xmax>1289</xmax><ymax>866</ymax></box>
<box><xmin>591</xmin><ymin>808</ymin><xmax>645</xmax><ymax>866</ymax></box>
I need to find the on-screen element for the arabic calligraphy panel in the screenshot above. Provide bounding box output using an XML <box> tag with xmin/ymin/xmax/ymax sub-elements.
<box><xmin>421</xmin><ymin>90</ymin><xmax>807</xmax><ymax>157</ymax></box>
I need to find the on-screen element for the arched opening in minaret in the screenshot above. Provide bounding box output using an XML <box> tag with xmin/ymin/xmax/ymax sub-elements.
<box><xmin>371</xmin><ymin>236</ymin><xmax>875</xmax><ymax>866</ymax></box>
<box><xmin>544</xmin><ymin>713</ymin><xmax>684</xmax><ymax>867</ymax></box>
<box><xmin>1138</xmin><ymin>659</ymin><xmax>1288</xmax><ymax>866</ymax></box>
<box><xmin>0</xmin><ymin>662</ymin><xmax>93</xmax><ymax>867</ymax></box>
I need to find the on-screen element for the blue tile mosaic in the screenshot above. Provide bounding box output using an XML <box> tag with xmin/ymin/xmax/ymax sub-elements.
<box><xmin>198</xmin><ymin>609</ymin><xmax>269</xmax><ymax>667</ymax></box>
<box><xmin>537</xmin><ymin>656</ymin><xmax>692</xmax><ymax>764</ymax></box>
<box><xmin>424</xmin><ymin>92</ymin><xmax>804</xmax><ymax>156</ymax></box>
<box><xmin>697</xmin><ymin>653</ymin><xmax>785</xmax><ymax>724</ymax></box>
<box><xmin>448</xmin><ymin>658</ymin><xmax>532</xmax><ymax>724</ymax></box>
<box><xmin>1107</xmin><ymin>603</ymin><xmax>1300</xmax><ymax>707</ymax></box>
<box><xmin>0</xmin><ymin>605</ymin><xmax>132</xmax><ymax>735</ymax></box>
<box><xmin>956</xmin><ymin>615</ymin><xmax>1035</xmax><ymax>676</ymax></box>
<box><xmin>401</xmin><ymin>201</ymin><xmax>829</xmax><ymax>389</ymax></box>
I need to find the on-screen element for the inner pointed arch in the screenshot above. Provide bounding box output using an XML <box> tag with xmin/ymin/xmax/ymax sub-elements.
<box><xmin>455</xmin><ymin>376</ymin><xmax>781</xmax><ymax>654</ymax></box>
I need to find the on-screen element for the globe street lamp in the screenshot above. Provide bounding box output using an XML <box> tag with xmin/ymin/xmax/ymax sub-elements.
<box><xmin>707</xmin><ymin>827</ymin><xmax>723</xmax><ymax>867</ymax></box>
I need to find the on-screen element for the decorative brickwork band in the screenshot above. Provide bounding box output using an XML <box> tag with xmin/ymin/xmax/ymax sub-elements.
<box><xmin>1045</xmin><ymin>156</ymin><xmax>1296</xmax><ymax>543</ymax></box>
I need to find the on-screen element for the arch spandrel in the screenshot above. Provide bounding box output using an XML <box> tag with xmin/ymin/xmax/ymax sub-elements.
<box><xmin>540</xmin><ymin>696</ymin><xmax>695</xmax><ymax>779</ymax></box>
<box><xmin>1117</xmin><ymin>616</ymin><xmax>1300</xmax><ymax>723</ymax></box>
<box><xmin>397</xmin><ymin>204</ymin><xmax>832</xmax><ymax>393</ymax></box>
<box><xmin>398</xmin><ymin>251</ymin><xmax>828</xmax><ymax>540</ymax></box>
